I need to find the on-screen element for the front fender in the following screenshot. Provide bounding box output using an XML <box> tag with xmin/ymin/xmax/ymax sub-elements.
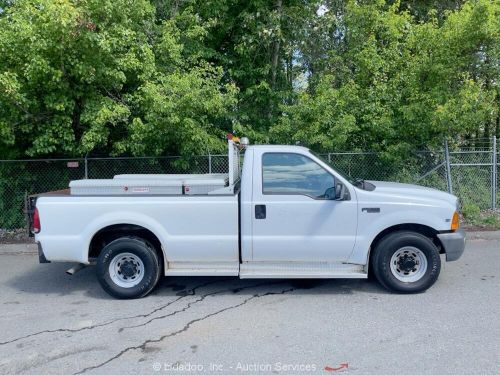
<box><xmin>347</xmin><ymin>208</ymin><xmax>450</xmax><ymax>265</ymax></box>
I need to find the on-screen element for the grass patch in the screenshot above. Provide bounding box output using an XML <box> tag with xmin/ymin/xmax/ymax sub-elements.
<box><xmin>462</xmin><ymin>203</ymin><xmax>500</xmax><ymax>229</ymax></box>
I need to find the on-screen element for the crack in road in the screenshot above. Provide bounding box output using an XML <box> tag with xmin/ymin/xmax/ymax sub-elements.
<box><xmin>72</xmin><ymin>287</ymin><xmax>297</xmax><ymax>375</ymax></box>
<box><xmin>0</xmin><ymin>279</ymin><xmax>228</xmax><ymax>346</ymax></box>
<box><xmin>118</xmin><ymin>281</ymin><xmax>283</xmax><ymax>332</ymax></box>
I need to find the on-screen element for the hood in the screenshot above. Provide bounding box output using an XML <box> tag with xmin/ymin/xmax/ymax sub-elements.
<box><xmin>366</xmin><ymin>180</ymin><xmax>458</xmax><ymax>207</ymax></box>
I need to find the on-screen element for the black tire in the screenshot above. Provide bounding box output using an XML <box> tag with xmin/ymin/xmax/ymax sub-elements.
<box><xmin>372</xmin><ymin>231</ymin><xmax>441</xmax><ymax>293</ymax></box>
<box><xmin>96</xmin><ymin>236</ymin><xmax>162</xmax><ymax>299</ymax></box>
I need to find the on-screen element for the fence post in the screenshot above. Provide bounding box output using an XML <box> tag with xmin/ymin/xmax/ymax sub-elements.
<box><xmin>328</xmin><ymin>153</ymin><xmax>331</xmax><ymax>164</ymax></box>
<box><xmin>84</xmin><ymin>153</ymin><xmax>88</xmax><ymax>179</ymax></box>
<box><xmin>492</xmin><ymin>136</ymin><xmax>497</xmax><ymax>209</ymax></box>
<box><xmin>208</xmin><ymin>152</ymin><xmax>212</xmax><ymax>174</ymax></box>
<box><xmin>444</xmin><ymin>139</ymin><xmax>453</xmax><ymax>194</ymax></box>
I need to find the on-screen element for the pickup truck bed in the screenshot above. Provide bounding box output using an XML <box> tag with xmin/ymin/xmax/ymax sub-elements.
<box><xmin>35</xmin><ymin>194</ymin><xmax>240</xmax><ymax>270</ymax></box>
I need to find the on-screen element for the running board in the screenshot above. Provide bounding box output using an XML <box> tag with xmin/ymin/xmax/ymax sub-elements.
<box><xmin>165</xmin><ymin>261</ymin><xmax>239</xmax><ymax>276</ymax></box>
<box><xmin>239</xmin><ymin>262</ymin><xmax>367</xmax><ymax>279</ymax></box>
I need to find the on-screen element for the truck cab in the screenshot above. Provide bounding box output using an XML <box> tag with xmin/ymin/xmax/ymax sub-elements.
<box><xmin>240</xmin><ymin>145</ymin><xmax>358</xmax><ymax>265</ymax></box>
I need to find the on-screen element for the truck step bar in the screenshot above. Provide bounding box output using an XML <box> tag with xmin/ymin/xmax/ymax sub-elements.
<box><xmin>239</xmin><ymin>262</ymin><xmax>367</xmax><ymax>279</ymax></box>
<box><xmin>165</xmin><ymin>261</ymin><xmax>239</xmax><ymax>276</ymax></box>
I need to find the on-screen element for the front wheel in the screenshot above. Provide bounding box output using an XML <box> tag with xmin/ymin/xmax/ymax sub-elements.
<box><xmin>372</xmin><ymin>231</ymin><xmax>441</xmax><ymax>293</ymax></box>
<box><xmin>96</xmin><ymin>236</ymin><xmax>162</xmax><ymax>299</ymax></box>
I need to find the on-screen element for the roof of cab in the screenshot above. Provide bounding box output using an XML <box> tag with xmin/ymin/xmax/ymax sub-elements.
<box><xmin>246</xmin><ymin>144</ymin><xmax>310</xmax><ymax>152</ymax></box>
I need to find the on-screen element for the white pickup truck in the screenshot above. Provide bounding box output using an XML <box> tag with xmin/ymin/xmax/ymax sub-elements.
<box><xmin>29</xmin><ymin>137</ymin><xmax>465</xmax><ymax>299</ymax></box>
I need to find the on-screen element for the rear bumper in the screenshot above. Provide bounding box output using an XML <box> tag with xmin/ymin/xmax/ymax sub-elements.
<box><xmin>35</xmin><ymin>234</ymin><xmax>88</xmax><ymax>263</ymax></box>
<box><xmin>437</xmin><ymin>229</ymin><xmax>466</xmax><ymax>262</ymax></box>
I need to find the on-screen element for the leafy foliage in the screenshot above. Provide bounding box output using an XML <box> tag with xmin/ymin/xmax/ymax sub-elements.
<box><xmin>0</xmin><ymin>0</ymin><xmax>498</xmax><ymax>158</ymax></box>
<box><xmin>272</xmin><ymin>0</ymin><xmax>499</xmax><ymax>154</ymax></box>
<box><xmin>0</xmin><ymin>0</ymin><xmax>236</xmax><ymax>158</ymax></box>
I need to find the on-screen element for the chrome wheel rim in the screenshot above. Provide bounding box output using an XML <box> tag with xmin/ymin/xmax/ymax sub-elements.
<box><xmin>109</xmin><ymin>252</ymin><xmax>145</xmax><ymax>288</ymax></box>
<box><xmin>390</xmin><ymin>246</ymin><xmax>428</xmax><ymax>283</ymax></box>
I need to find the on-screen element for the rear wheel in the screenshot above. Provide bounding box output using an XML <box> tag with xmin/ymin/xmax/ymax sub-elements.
<box><xmin>372</xmin><ymin>231</ymin><xmax>441</xmax><ymax>293</ymax></box>
<box><xmin>96</xmin><ymin>236</ymin><xmax>162</xmax><ymax>299</ymax></box>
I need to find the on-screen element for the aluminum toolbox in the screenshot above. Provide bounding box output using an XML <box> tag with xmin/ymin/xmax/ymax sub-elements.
<box><xmin>69</xmin><ymin>179</ymin><xmax>183</xmax><ymax>195</ymax></box>
<box><xmin>114</xmin><ymin>173</ymin><xmax>228</xmax><ymax>180</ymax></box>
<box><xmin>183</xmin><ymin>178</ymin><xmax>228</xmax><ymax>195</ymax></box>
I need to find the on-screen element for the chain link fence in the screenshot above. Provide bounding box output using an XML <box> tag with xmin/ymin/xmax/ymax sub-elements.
<box><xmin>324</xmin><ymin>139</ymin><xmax>499</xmax><ymax>212</ymax></box>
<box><xmin>1</xmin><ymin>138</ymin><xmax>499</xmax><ymax>231</ymax></box>
<box><xmin>0</xmin><ymin>155</ymin><xmax>228</xmax><ymax>229</ymax></box>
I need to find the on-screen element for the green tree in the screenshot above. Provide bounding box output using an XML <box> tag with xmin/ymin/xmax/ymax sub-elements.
<box><xmin>271</xmin><ymin>0</ymin><xmax>499</xmax><ymax>154</ymax></box>
<box><xmin>0</xmin><ymin>0</ymin><xmax>498</xmax><ymax>159</ymax></box>
<box><xmin>0</xmin><ymin>0</ymin><xmax>237</xmax><ymax>158</ymax></box>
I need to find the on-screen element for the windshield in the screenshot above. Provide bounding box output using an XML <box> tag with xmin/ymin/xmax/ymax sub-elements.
<box><xmin>309</xmin><ymin>151</ymin><xmax>357</xmax><ymax>185</ymax></box>
<box><xmin>309</xmin><ymin>150</ymin><xmax>376</xmax><ymax>192</ymax></box>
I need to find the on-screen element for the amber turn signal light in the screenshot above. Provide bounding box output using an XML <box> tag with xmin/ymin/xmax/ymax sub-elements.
<box><xmin>451</xmin><ymin>211</ymin><xmax>460</xmax><ymax>231</ymax></box>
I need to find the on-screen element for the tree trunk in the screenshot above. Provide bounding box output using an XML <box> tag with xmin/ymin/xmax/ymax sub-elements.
<box><xmin>268</xmin><ymin>0</ymin><xmax>283</xmax><ymax>122</ymax></box>
<box><xmin>72</xmin><ymin>97</ymin><xmax>84</xmax><ymax>143</ymax></box>
<box><xmin>270</xmin><ymin>0</ymin><xmax>282</xmax><ymax>90</ymax></box>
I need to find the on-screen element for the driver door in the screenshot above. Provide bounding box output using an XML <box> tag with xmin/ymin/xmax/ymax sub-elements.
<box><xmin>251</xmin><ymin>151</ymin><xmax>357</xmax><ymax>262</ymax></box>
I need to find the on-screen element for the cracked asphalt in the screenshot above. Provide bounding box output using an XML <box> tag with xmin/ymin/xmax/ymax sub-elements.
<box><xmin>0</xmin><ymin>238</ymin><xmax>499</xmax><ymax>375</ymax></box>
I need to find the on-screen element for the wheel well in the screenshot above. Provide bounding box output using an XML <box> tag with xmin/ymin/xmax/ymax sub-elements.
<box><xmin>369</xmin><ymin>224</ymin><xmax>443</xmax><ymax>263</ymax></box>
<box><xmin>89</xmin><ymin>224</ymin><xmax>164</xmax><ymax>265</ymax></box>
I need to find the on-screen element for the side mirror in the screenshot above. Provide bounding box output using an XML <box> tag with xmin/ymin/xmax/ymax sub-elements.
<box><xmin>323</xmin><ymin>187</ymin><xmax>336</xmax><ymax>200</ymax></box>
<box><xmin>334</xmin><ymin>182</ymin><xmax>347</xmax><ymax>200</ymax></box>
<box><xmin>323</xmin><ymin>182</ymin><xmax>349</xmax><ymax>200</ymax></box>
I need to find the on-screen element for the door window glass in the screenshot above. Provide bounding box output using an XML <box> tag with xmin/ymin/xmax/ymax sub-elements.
<box><xmin>262</xmin><ymin>153</ymin><xmax>335</xmax><ymax>198</ymax></box>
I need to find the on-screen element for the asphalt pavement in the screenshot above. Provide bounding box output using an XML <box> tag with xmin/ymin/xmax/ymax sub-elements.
<box><xmin>0</xmin><ymin>238</ymin><xmax>499</xmax><ymax>375</ymax></box>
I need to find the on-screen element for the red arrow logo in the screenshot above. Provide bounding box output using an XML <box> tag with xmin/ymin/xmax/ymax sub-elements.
<box><xmin>325</xmin><ymin>363</ymin><xmax>348</xmax><ymax>372</ymax></box>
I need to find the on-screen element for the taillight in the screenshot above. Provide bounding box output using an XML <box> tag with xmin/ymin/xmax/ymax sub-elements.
<box><xmin>33</xmin><ymin>207</ymin><xmax>41</xmax><ymax>234</ymax></box>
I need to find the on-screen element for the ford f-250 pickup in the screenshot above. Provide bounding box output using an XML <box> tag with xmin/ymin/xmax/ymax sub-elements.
<box><xmin>29</xmin><ymin>136</ymin><xmax>466</xmax><ymax>299</ymax></box>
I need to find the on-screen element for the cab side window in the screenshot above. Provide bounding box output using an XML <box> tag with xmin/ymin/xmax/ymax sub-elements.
<box><xmin>262</xmin><ymin>153</ymin><xmax>335</xmax><ymax>198</ymax></box>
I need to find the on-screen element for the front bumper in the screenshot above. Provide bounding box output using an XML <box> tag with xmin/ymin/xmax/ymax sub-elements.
<box><xmin>437</xmin><ymin>229</ymin><xmax>466</xmax><ymax>262</ymax></box>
